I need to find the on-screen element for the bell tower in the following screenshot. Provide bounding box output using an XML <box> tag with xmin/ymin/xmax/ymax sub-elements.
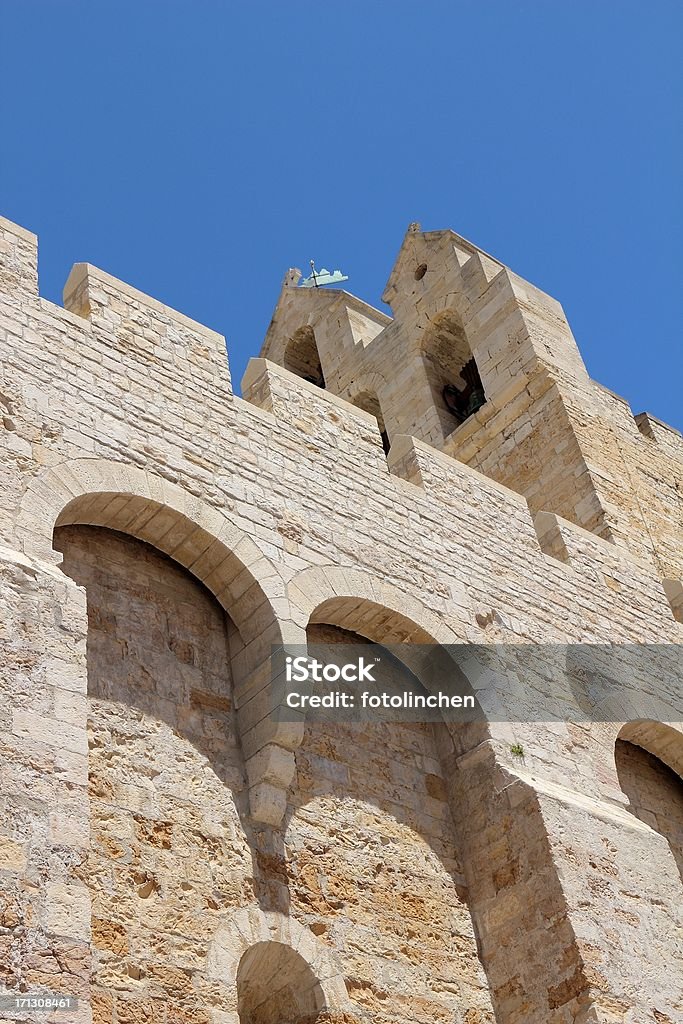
<box><xmin>255</xmin><ymin>223</ymin><xmax>683</xmax><ymax>577</ymax></box>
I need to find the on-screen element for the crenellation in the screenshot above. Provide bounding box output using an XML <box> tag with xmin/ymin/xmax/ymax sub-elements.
<box><xmin>61</xmin><ymin>262</ymin><xmax>235</xmax><ymax>426</ymax></box>
<box><xmin>635</xmin><ymin>409</ymin><xmax>683</xmax><ymax>458</ymax></box>
<box><xmin>242</xmin><ymin>357</ymin><xmax>390</xmax><ymax>470</ymax></box>
<box><xmin>0</xmin><ymin>216</ymin><xmax>38</xmax><ymax>295</ymax></box>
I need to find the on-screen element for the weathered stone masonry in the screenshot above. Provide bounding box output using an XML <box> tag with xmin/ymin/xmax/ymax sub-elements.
<box><xmin>0</xmin><ymin>214</ymin><xmax>681</xmax><ymax>1023</ymax></box>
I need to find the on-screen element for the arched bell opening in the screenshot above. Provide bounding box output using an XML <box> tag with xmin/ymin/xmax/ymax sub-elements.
<box><xmin>350</xmin><ymin>388</ymin><xmax>391</xmax><ymax>454</ymax></box>
<box><xmin>284</xmin><ymin>325</ymin><xmax>326</xmax><ymax>389</ymax></box>
<box><xmin>421</xmin><ymin>308</ymin><xmax>486</xmax><ymax>436</ymax></box>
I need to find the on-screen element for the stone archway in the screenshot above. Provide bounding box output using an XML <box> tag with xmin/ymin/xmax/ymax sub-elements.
<box><xmin>617</xmin><ymin>720</ymin><xmax>683</xmax><ymax>777</ymax></box>
<box><xmin>24</xmin><ymin>461</ymin><xmax>301</xmax><ymax>1021</ymax></box>
<box><xmin>54</xmin><ymin>521</ymin><xmax>257</xmax><ymax>1023</ymax></box>
<box><xmin>237</xmin><ymin>942</ymin><xmax>325</xmax><ymax>1023</ymax></box>
<box><xmin>285</xmin><ymin>564</ymin><xmax>602</xmax><ymax>1023</ymax></box>
<box><xmin>208</xmin><ymin>909</ymin><xmax>353</xmax><ymax>1021</ymax></box>
<box><xmin>287</xmin><ymin>563</ymin><xmax>485</xmax><ymax>755</ymax></box>
<box><xmin>288</xmin><ymin>564</ymin><xmax>460</xmax><ymax>642</ymax></box>
<box><xmin>17</xmin><ymin>457</ymin><xmax>304</xmax><ymax>823</ymax></box>
<box><xmin>284</xmin><ymin>565</ymin><xmax>496</xmax><ymax>1022</ymax></box>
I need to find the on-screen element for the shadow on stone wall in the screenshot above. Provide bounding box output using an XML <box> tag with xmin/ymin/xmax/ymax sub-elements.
<box><xmin>439</xmin><ymin>734</ymin><xmax>600</xmax><ymax>1024</ymax></box>
<box><xmin>616</xmin><ymin>738</ymin><xmax>683</xmax><ymax>885</ymax></box>
<box><xmin>54</xmin><ymin>525</ymin><xmax>280</xmax><ymax>1022</ymax></box>
<box><xmin>265</xmin><ymin>623</ymin><xmax>600</xmax><ymax>1024</ymax></box>
<box><xmin>52</xmin><ymin>528</ymin><xmax>602</xmax><ymax>1024</ymax></box>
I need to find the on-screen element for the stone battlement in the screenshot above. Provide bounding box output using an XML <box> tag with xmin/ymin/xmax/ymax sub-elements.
<box><xmin>1</xmin><ymin>212</ymin><xmax>681</xmax><ymax>625</ymax></box>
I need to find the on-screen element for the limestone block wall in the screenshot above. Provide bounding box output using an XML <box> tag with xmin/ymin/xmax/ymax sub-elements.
<box><xmin>560</xmin><ymin>385</ymin><xmax>683</xmax><ymax>579</ymax></box>
<box><xmin>0</xmin><ymin>212</ymin><xmax>681</xmax><ymax>1023</ymax></box>
<box><xmin>0</xmin><ymin>544</ymin><xmax>91</xmax><ymax>1023</ymax></box>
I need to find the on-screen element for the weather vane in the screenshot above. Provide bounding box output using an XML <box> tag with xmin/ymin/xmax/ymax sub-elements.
<box><xmin>299</xmin><ymin>260</ymin><xmax>349</xmax><ymax>289</ymax></box>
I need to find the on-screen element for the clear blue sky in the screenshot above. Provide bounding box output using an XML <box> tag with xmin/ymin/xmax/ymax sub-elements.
<box><xmin>1</xmin><ymin>1</ymin><xmax>681</xmax><ymax>428</ymax></box>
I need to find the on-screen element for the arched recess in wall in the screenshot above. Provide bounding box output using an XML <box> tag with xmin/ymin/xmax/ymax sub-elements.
<box><xmin>208</xmin><ymin>908</ymin><xmax>352</xmax><ymax>1020</ymax></box>
<box><xmin>288</xmin><ymin>564</ymin><xmax>495</xmax><ymax>778</ymax></box>
<box><xmin>286</xmin><ymin>566</ymin><xmax>599</xmax><ymax>1022</ymax></box>
<box><xmin>421</xmin><ymin>308</ymin><xmax>486</xmax><ymax>437</ymax></box>
<box><xmin>615</xmin><ymin>721</ymin><xmax>683</xmax><ymax>882</ymax></box>
<box><xmin>284</xmin><ymin>324</ymin><xmax>325</xmax><ymax>388</ymax></box>
<box><xmin>53</xmin><ymin>522</ymin><xmax>260</xmax><ymax>1022</ymax></box>
<box><xmin>16</xmin><ymin>459</ymin><xmax>300</xmax><ymax>768</ymax></box>
<box><xmin>19</xmin><ymin>461</ymin><xmax>298</xmax><ymax>1021</ymax></box>
<box><xmin>237</xmin><ymin>942</ymin><xmax>326</xmax><ymax>1023</ymax></box>
<box><xmin>46</xmin><ymin>473</ymin><xmax>304</xmax><ymax>753</ymax></box>
<box><xmin>288</xmin><ymin>564</ymin><xmax>486</xmax><ymax>755</ymax></box>
<box><xmin>350</xmin><ymin>388</ymin><xmax>390</xmax><ymax>454</ymax></box>
<box><xmin>285</xmin><ymin>568</ymin><xmax>496</xmax><ymax>1021</ymax></box>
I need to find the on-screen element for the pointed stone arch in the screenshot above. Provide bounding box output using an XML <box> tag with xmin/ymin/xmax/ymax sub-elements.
<box><xmin>616</xmin><ymin>720</ymin><xmax>683</xmax><ymax>778</ymax></box>
<box><xmin>237</xmin><ymin>943</ymin><xmax>327</xmax><ymax>1023</ymax></box>
<box><xmin>288</xmin><ymin>564</ymin><xmax>457</xmax><ymax>641</ymax></box>
<box><xmin>421</xmin><ymin>307</ymin><xmax>486</xmax><ymax>436</ymax></box>
<box><xmin>284</xmin><ymin>324</ymin><xmax>325</xmax><ymax>388</ymax></box>
<box><xmin>615</xmin><ymin>721</ymin><xmax>683</xmax><ymax>889</ymax></box>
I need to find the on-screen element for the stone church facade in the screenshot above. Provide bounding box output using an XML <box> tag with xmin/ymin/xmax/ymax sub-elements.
<box><xmin>0</xmin><ymin>214</ymin><xmax>681</xmax><ymax>1023</ymax></box>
